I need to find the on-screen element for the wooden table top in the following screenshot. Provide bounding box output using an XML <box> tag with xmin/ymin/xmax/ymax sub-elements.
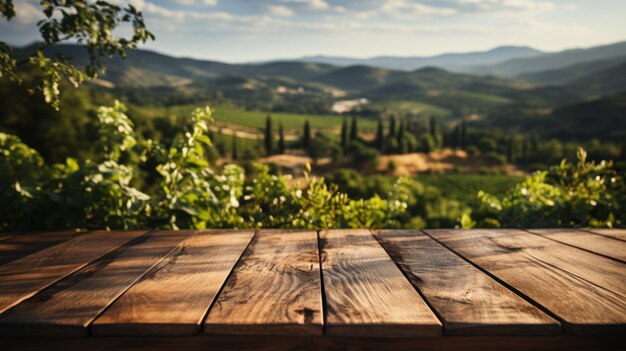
<box><xmin>0</xmin><ymin>228</ymin><xmax>624</xmax><ymax>350</ymax></box>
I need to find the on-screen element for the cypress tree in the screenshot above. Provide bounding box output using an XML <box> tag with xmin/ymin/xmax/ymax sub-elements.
<box><xmin>452</xmin><ymin>125</ymin><xmax>460</xmax><ymax>149</ymax></box>
<box><xmin>429</xmin><ymin>117</ymin><xmax>437</xmax><ymax>138</ymax></box>
<box><xmin>278</xmin><ymin>123</ymin><xmax>285</xmax><ymax>154</ymax></box>
<box><xmin>506</xmin><ymin>136</ymin><xmax>515</xmax><ymax>164</ymax></box>
<box><xmin>530</xmin><ymin>135</ymin><xmax>539</xmax><ymax>155</ymax></box>
<box><xmin>303</xmin><ymin>120</ymin><xmax>311</xmax><ymax>150</ymax></box>
<box><xmin>375</xmin><ymin>118</ymin><xmax>384</xmax><ymax>151</ymax></box>
<box><xmin>231</xmin><ymin>133</ymin><xmax>238</xmax><ymax>160</ymax></box>
<box><xmin>264</xmin><ymin>115</ymin><xmax>273</xmax><ymax>156</ymax></box>
<box><xmin>340</xmin><ymin>118</ymin><xmax>348</xmax><ymax>152</ymax></box>
<box><xmin>460</xmin><ymin>119</ymin><xmax>467</xmax><ymax>150</ymax></box>
<box><xmin>388</xmin><ymin>116</ymin><xmax>396</xmax><ymax>138</ymax></box>
<box><xmin>405</xmin><ymin>114</ymin><xmax>413</xmax><ymax>134</ymax></box>
<box><xmin>350</xmin><ymin>114</ymin><xmax>358</xmax><ymax>141</ymax></box>
<box><xmin>521</xmin><ymin>137</ymin><xmax>528</xmax><ymax>159</ymax></box>
<box><xmin>397</xmin><ymin>120</ymin><xmax>406</xmax><ymax>153</ymax></box>
<box><xmin>396</xmin><ymin>120</ymin><xmax>405</xmax><ymax>145</ymax></box>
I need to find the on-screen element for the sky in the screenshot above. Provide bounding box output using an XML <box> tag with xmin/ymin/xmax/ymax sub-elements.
<box><xmin>3</xmin><ymin>0</ymin><xmax>626</xmax><ymax>62</ymax></box>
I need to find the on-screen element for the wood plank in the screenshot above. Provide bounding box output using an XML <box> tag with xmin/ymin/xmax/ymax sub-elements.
<box><xmin>527</xmin><ymin>229</ymin><xmax>626</xmax><ymax>262</ymax></box>
<box><xmin>0</xmin><ymin>231</ymin><xmax>83</xmax><ymax>265</ymax></box>
<box><xmin>426</xmin><ymin>229</ymin><xmax>626</xmax><ymax>336</ymax></box>
<box><xmin>0</xmin><ymin>230</ymin><xmax>192</xmax><ymax>338</ymax></box>
<box><xmin>92</xmin><ymin>229</ymin><xmax>254</xmax><ymax>336</ymax></box>
<box><xmin>1</xmin><ymin>335</ymin><xmax>624</xmax><ymax>351</ymax></box>
<box><xmin>320</xmin><ymin>229</ymin><xmax>441</xmax><ymax>337</ymax></box>
<box><xmin>203</xmin><ymin>230</ymin><xmax>322</xmax><ymax>335</ymax></box>
<box><xmin>583</xmin><ymin>228</ymin><xmax>626</xmax><ymax>242</ymax></box>
<box><xmin>0</xmin><ymin>230</ymin><xmax>146</xmax><ymax>315</ymax></box>
<box><xmin>373</xmin><ymin>230</ymin><xmax>560</xmax><ymax>336</ymax></box>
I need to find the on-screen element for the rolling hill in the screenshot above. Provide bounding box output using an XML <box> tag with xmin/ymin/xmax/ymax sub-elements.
<box><xmin>518</xmin><ymin>56</ymin><xmax>626</xmax><ymax>86</ymax></box>
<box><xmin>568</xmin><ymin>61</ymin><xmax>626</xmax><ymax>96</ymax></box>
<box><xmin>12</xmin><ymin>43</ymin><xmax>626</xmax><ymax>143</ymax></box>
<box><xmin>473</xmin><ymin>41</ymin><xmax>626</xmax><ymax>77</ymax></box>
<box><xmin>294</xmin><ymin>46</ymin><xmax>543</xmax><ymax>72</ymax></box>
<box><xmin>546</xmin><ymin>92</ymin><xmax>626</xmax><ymax>141</ymax></box>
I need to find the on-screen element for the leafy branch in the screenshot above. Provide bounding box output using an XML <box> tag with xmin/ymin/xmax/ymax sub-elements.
<box><xmin>0</xmin><ymin>0</ymin><xmax>154</xmax><ymax>110</ymax></box>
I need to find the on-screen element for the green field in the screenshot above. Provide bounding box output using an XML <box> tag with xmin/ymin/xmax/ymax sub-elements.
<box><xmin>132</xmin><ymin>104</ymin><xmax>378</xmax><ymax>132</ymax></box>
<box><xmin>417</xmin><ymin>174</ymin><xmax>523</xmax><ymax>209</ymax></box>
<box><xmin>370</xmin><ymin>100</ymin><xmax>451</xmax><ymax>118</ymax></box>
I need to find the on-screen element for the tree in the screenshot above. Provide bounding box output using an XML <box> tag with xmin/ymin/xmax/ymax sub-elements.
<box><xmin>397</xmin><ymin>119</ymin><xmax>405</xmax><ymax>153</ymax></box>
<box><xmin>506</xmin><ymin>136</ymin><xmax>515</xmax><ymax>164</ymax></box>
<box><xmin>303</xmin><ymin>120</ymin><xmax>311</xmax><ymax>150</ymax></box>
<box><xmin>232</xmin><ymin>133</ymin><xmax>238</xmax><ymax>160</ymax></box>
<box><xmin>451</xmin><ymin>125</ymin><xmax>460</xmax><ymax>149</ymax></box>
<box><xmin>620</xmin><ymin>141</ymin><xmax>626</xmax><ymax>161</ymax></box>
<box><xmin>278</xmin><ymin>123</ymin><xmax>285</xmax><ymax>154</ymax></box>
<box><xmin>429</xmin><ymin>117</ymin><xmax>437</xmax><ymax>138</ymax></box>
<box><xmin>350</xmin><ymin>114</ymin><xmax>358</xmax><ymax>141</ymax></box>
<box><xmin>460</xmin><ymin>119</ymin><xmax>467</xmax><ymax>150</ymax></box>
<box><xmin>0</xmin><ymin>0</ymin><xmax>154</xmax><ymax>110</ymax></box>
<box><xmin>375</xmin><ymin>118</ymin><xmax>384</xmax><ymax>151</ymax></box>
<box><xmin>340</xmin><ymin>118</ymin><xmax>348</xmax><ymax>152</ymax></box>
<box><xmin>388</xmin><ymin>116</ymin><xmax>396</xmax><ymax>139</ymax></box>
<box><xmin>264</xmin><ymin>115</ymin><xmax>273</xmax><ymax>156</ymax></box>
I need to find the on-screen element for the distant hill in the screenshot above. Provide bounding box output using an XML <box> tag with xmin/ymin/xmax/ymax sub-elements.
<box><xmin>568</xmin><ymin>61</ymin><xmax>626</xmax><ymax>96</ymax></box>
<box><xmin>545</xmin><ymin>93</ymin><xmax>626</xmax><ymax>141</ymax></box>
<box><xmin>15</xmin><ymin>43</ymin><xmax>620</xmax><ymax>129</ymax></box>
<box><xmin>292</xmin><ymin>46</ymin><xmax>543</xmax><ymax>72</ymax></box>
<box><xmin>518</xmin><ymin>56</ymin><xmax>626</xmax><ymax>86</ymax></box>
<box><xmin>313</xmin><ymin>65</ymin><xmax>402</xmax><ymax>90</ymax></box>
<box><xmin>474</xmin><ymin>41</ymin><xmax>626</xmax><ymax>77</ymax></box>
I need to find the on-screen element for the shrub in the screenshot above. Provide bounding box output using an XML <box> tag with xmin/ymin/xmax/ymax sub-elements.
<box><xmin>0</xmin><ymin>102</ymin><xmax>406</xmax><ymax>231</ymax></box>
<box><xmin>475</xmin><ymin>148</ymin><xmax>625</xmax><ymax>228</ymax></box>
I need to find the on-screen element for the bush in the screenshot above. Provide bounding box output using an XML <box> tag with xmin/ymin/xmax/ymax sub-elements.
<box><xmin>475</xmin><ymin>148</ymin><xmax>625</xmax><ymax>228</ymax></box>
<box><xmin>0</xmin><ymin>102</ymin><xmax>406</xmax><ymax>231</ymax></box>
<box><xmin>348</xmin><ymin>141</ymin><xmax>380</xmax><ymax>169</ymax></box>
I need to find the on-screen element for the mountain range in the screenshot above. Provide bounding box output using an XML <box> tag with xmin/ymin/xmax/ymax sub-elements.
<box><xmin>293</xmin><ymin>46</ymin><xmax>544</xmax><ymax>72</ymax></box>
<box><xmin>12</xmin><ymin>41</ymin><xmax>626</xmax><ymax>141</ymax></box>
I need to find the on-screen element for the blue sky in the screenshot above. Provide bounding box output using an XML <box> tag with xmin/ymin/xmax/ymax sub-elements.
<box><xmin>3</xmin><ymin>0</ymin><xmax>626</xmax><ymax>62</ymax></box>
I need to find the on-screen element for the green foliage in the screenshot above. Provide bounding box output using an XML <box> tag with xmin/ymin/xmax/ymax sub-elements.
<box><xmin>348</xmin><ymin>141</ymin><xmax>380</xmax><ymax>169</ymax></box>
<box><xmin>1</xmin><ymin>0</ymin><xmax>154</xmax><ymax>109</ymax></box>
<box><xmin>476</xmin><ymin>148</ymin><xmax>625</xmax><ymax>228</ymax></box>
<box><xmin>0</xmin><ymin>133</ymin><xmax>45</xmax><ymax>230</ymax></box>
<box><xmin>325</xmin><ymin>169</ymin><xmax>465</xmax><ymax>229</ymax></box>
<box><xmin>0</xmin><ymin>102</ymin><xmax>407</xmax><ymax>231</ymax></box>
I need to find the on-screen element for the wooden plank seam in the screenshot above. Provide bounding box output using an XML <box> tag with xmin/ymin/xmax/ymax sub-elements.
<box><xmin>83</xmin><ymin>230</ymin><xmax>198</xmax><ymax>335</ymax></box>
<box><xmin>198</xmin><ymin>230</ymin><xmax>259</xmax><ymax>334</ymax></box>
<box><xmin>524</xmin><ymin>229</ymin><xmax>626</xmax><ymax>264</ymax></box>
<box><xmin>420</xmin><ymin>230</ymin><xmax>566</xmax><ymax>334</ymax></box>
<box><xmin>370</xmin><ymin>230</ymin><xmax>447</xmax><ymax>331</ymax></box>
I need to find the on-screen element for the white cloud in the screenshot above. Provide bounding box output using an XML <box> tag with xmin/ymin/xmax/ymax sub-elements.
<box><xmin>173</xmin><ymin>0</ymin><xmax>218</xmax><ymax>6</ymax></box>
<box><xmin>268</xmin><ymin>5</ymin><xmax>294</xmax><ymax>17</ymax></box>
<box><xmin>309</xmin><ymin>0</ymin><xmax>329</xmax><ymax>10</ymax></box>
<box><xmin>13</xmin><ymin>0</ymin><xmax>42</xmax><ymax>24</ymax></box>
<box><xmin>281</xmin><ymin>0</ymin><xmax>329</xmax><ymax>11</ymax></box>
<box><xmin>381</xmin><ymin>0</ymin><xmax>458</xmax><ymax>17</ymax></box>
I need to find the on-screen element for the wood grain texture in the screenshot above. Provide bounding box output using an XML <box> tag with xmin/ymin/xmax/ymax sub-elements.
<box><xmin>0</xmin><ymin>230</ymin><xmax>146</xmax><ymax>315</ymax></box>
<box><xmin>0</xmin><ymin>231</ymin><xmax>83</xmax><ymax>265</ymax></box>
<box><xmin>583</xmin><ymin>229</ymin><xmax>626</xmax><ymax>242</ymax></box>
<box><xmin>373</xmin><ymin>230</ymin><xmax>560</xmax><ymax>336</ymax></box>
<box><xmin>0</xmin><ymin>230</ymin><xmax>192</xmax><ymax>338</ymax></box>
<box><xmin>2</xmin><ymin>336</ymin><xmax>624</xmax><ymax>351</ymax></box>
<box><xmin>92</xmin><ymin>229</ymin><xmax>254</xmax><ymax>336</ymax></box>
<box><xmin>203</xmin><ymin>230</ymin><xmax>322</xmax><ymax>335</ymax></box>
<box><xmin>320</xmin><ymin>229</ymin><xmax>441</xmax><ymax>337</ymax></box>
<box><xmin>527</xmin><ymin>229</ymin><xmax>626</xmax><ymax>262</ymax></box>
<box><xmin>426</xmin><ymin>229</ymin><xmax>626</xmax><ymax>336</ymax></box>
